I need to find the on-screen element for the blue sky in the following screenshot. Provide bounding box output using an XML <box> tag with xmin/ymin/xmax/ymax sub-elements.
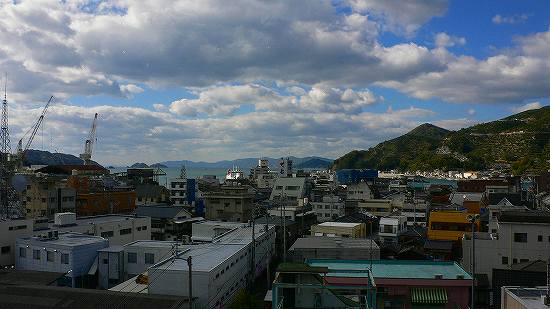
<box><xmin>1</xmin><ymin>0</ymin><xmax>549</xmax><ymax>164</ymax></box>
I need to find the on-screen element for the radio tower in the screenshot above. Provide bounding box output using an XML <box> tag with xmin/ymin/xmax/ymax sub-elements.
<box><xmin>0</xmin><ymin>74</ymin><xmax>11</xmax><ymax>218</ymax></box>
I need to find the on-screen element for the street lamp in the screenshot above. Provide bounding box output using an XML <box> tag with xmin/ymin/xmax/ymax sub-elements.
<box><xmin>467</xmin><ymin>213</ymin><xmax>480</xmax><ymax>309</ymax></box>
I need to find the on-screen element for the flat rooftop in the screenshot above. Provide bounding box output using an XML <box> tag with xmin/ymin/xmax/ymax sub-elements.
<box><xmin>19</xmin><ymin>232</ymin><xmax>107</xmax><ymax>247</ymax></box>
<box><xmin>503</xmin><ymin>286</ymin><xmax>548</xmax><ymax>309</ymax></box>
<box><xmin>125</xmin><ymin>240</ymin><xmax>180</xmax><ymax>249</ymax></box>
<box><xmin>290</xmin><ymin>237</ymin><xmax>379</xmax><ymax>250</ymax></box>
<box><xmin>308</xmin><ymin>259</ymin><xmax>472</xmax><ymax>280</ymax></box>
<box><xmin>317</xmin><ymin>222</ymin><xmax>361</xmax><ymax>228</ymax></box>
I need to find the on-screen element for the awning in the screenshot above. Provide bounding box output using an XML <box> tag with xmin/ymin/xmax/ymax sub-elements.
<box><xmin>411</xmin><ymin>288</ymin><xmax>448</xmax><ymax>304</ymax></box>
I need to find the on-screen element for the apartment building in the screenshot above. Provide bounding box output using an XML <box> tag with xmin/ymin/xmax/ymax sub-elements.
<box><xmin>204</xmin><ymin>182</ymin><xmax>254</xmax><ymax>223</ymax></box>
<box><xmin>311</xmin><ymin>195</ymin><xmax>345</xmax><ymax>222</ymax></box>
<box><xmin>311</xmin><ymin>222</ymin><xmax>366</xmax><ymax>238</ymax></box>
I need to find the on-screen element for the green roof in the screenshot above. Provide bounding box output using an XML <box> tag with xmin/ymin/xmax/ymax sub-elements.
<box><xmin>307</xmin><ymin>259</ymin><xmax>472</xmax><ymax>280</ymax></box>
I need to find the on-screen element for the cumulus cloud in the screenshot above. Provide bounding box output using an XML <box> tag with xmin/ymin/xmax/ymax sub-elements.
<box><xmin>435</xmin><ymin>32</ymin><xmax>466</xmax><ymax>48</ymax></box>
<box><xmin>379</xmin><ymin>27</ymin><xmax>550</xmax><ymax>103</ymax></box>
<box><xmin>347</xmin><ymin>0</ymin><xmax>448</xmax><ymax>36</ymax></box>
<box><xmin>169</xmin><ymin>84</ymin><xmax>379</xmax><ymax>116</ymax></box>
<box><xmin>492</xmin><ymin>14</ymin><xmax>528</xmax><ymax>25</ymax></box>
<box><xmin>512</xmin><ymin>102</ymin><xmax>541</xmax><ymax>113</ymax></box>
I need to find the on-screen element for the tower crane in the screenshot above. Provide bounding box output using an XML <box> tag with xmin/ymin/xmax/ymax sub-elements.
<box><xmin>17</xmin><ymin>96</ymin><xmax>54</xmax><ymax>166</ymax></box>
<box><xmin>79</xmin><ymin>113</ymin><xmax>98</xmax><ymax>165</ymax></box>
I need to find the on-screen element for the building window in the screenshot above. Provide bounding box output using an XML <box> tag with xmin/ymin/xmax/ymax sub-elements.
<box><xmin>61</xmin><ymin>253</ymin><xmax>69</xmax><ymax>264</ymax></box>
<box><xmin>137</xmin><ymin>227</ymin><xmax>141</xmax><ymax>231</ymax></box>
<box><xmin>9</xmin><ymin>225</ymin><xmax>27</xmax><ymax>231</ymax></box>
<box><xmin>501</xmin><ymin>256</ymin><xmax>508</xmax><ymax>265</ymax></box>
<box><xmin>1</xmin><ymin>246</ymin><xmax>10</xmax><ymax>255</ymax></box>
<box><xmin>47</xmin><ymin>251</ymin><xmax>54</xmax><ymax>262</ymax></box>
<box><xmin>513</xmin><ymin>233</ymin><xmax>527</xmax><ymax>243</ymax></box>
<box><xmin>101</xmin><ymin>231</ymin><xmax>114</xmax><ymax>238</ymax></box>
<box><xmin>120</xmin><ymin>228</ymin><xmax>132</xmax><ymax>235</ymax></box>
<box><xmin>513</xmin><ymin>258</ymin><xmax>518</xmax><ymax>264</ymax></box>
<box><xmin>127</xmin><ymin>252</ymin><xmax>137</xmax><ymax>264</ymax></box>
<box><xmin>538</xmin><ymin>235</ymin><xmax>543</xmax><ymax>242</ymax></box>
<box><xmin>142</xmin><ymin>226</ymin><xmax>147</xmax><ymax>231</ymax></box>
<box><xmin>33</xmin><ymin>249</ymin><xmax>41</xmax><ymax>260</ymax></box>
<box><xmin>102</xmin><ymin>259</ymin><xmax>108</xmax><ymax>264</ymax></box>
<box><xmin>19</xmin><ymin>247</ymin><xmax>26</xmax><ymax>258</ymax></box>
<box><xmin>145</xmin><ymin>253</ymin><xmax>154</xmax><ymax>264</ymax></box>
<box><xmin>520</xmin><ymin>259</ymin><xmax>529</xmax><ymax>263</ymax></box>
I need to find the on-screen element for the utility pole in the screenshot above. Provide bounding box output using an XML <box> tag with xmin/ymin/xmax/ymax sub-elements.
<box><xmin>187</xmin><ymin>256</ymin><xmax>193</xmax><ymax>309</ymax></box>
<box><xmin>468</xmin><ymin>214</ymin><xmax>479</xmax><ymax>309</ymax></box>
<box><xmin>265</xmin><ymin>211</ymin><xmax>271</xmax><ymax>288</ymax></box>
<box><xmin>251</xmin><ymin>207</ymin><xmax>256</xmax><ymax>288</ymax></box>
<box><xmin>282</xmin><ymin>193</ymin><xmax>287</xmax><ymax>263</ymax></box>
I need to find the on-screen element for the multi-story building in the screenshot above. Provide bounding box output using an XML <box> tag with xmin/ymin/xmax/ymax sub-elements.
<box><xmin>427</xmin><ymin>210</ymin><xmax>478</xmax><ymax>242</ymax></box>
<box><xmin>378</xmin><ymin>215</ymin><xmax>407</xmax><ymax>243</ymax></box>
<box><xmin>144</xmin><ymin>222</ymin><xmax>276</xmax><ymax>308</ymax></box>
<box><xmin>278</xmin><ymin>157</ymin><xmax>293</xmax><ymax>177</ymax></box>
<box><xmin>336</xmin><ymin>169</ymin><xmax>378</xmax><ymax>185</ymax></box>
<box><xmin>135</xmin><ymin>184</ymin><xmax>170</xmax><ymax>206</ymax></box>
<box><xmin>204</xmin><ymin>182</ymin><xmax>254</xmax><ymax>223</ymax></box>
<box><xmin>462</xmin><ymin>210</ymin><xmax>550</xmax><ymax>287</ymax></box>
<box><xmin>15</xmin><ymin>232</ymin><xmax>108</xmax><ymax>287</ymax></box>
<box><xmin>169</xmin><ymin>166</ymin><xmax>197</xmax><ymax>211</ymax></box>
<box><xmin>346</xmin><ymin>181</ymin><xmax>374</xmax><ymax>201</ymax></box>
<box><xmin>45</xmin><ymin>212</ymin><xmax>151</xmax><ymax>245</ymax></box>
<box><xmin>270</xmin><ymin>177</ymin><xmax>309</xmax><ymax>206</ymax></box>
<box><xmin>311</xmin><ymin>195</ymin><xmax>345</xmax><ymax>222</ymax></box>
<box><xmin>0</xmin><ymin>219</ymin><xmax>33</xmax><ymax>266</ymax></box>
<box><xmin>136</xmin><ymin>204</ymin><xmax>193</xmax><ymax>241</ymax></box>
<box><xmin>21</xmin><ymin>174</ymin><xmax>76</xmax><ymax>218</ymax></box>
<box><xmin>501</xmin><ymin>286</ymin><xmax>549</xmax><ymax>309</ymax></box>
<box><xmin>401</xmin><ymin>195</ymin><xmax>428</xmax><ymax>226</ymax></box>
<box><xmin>249</xmin><ymin>158</ymin><xmax>276</xmax><ymax>189</ymax></box>
<box><xmin>311</xmin><ymin>222</ymin><xmax>366</xmax><ymax>238</ymax></box>
<box><xmin>357</xmin><ymin>199</ymin><xmax>397</xmax><ymax>217</ymax></box>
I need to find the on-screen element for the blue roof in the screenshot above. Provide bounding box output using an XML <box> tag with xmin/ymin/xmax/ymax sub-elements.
<box><xmin>307</xmin><ymin>259</ymin><xmax>472</xmax><ymax>280</ymax></box>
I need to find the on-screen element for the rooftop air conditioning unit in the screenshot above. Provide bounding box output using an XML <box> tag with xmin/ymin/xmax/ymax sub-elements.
<box><xmin>434</xmin><ymin>274</ymin><xmax>443</xmax><ymax>280</ymax></box>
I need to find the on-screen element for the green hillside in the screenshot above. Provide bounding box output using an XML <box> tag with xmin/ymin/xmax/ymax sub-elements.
<box><xmin>333</xmin><ymin>106</ymin><xmax>550</xmax><ymax>174</ymax></box>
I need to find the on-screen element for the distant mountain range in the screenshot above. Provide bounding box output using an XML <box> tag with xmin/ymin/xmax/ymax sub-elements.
<box><xmin>333</xmin><ymin>106</ymin><xmax>550</xmax><ymax>174</ymax></box>
<box><xmin>153</xmin><ymin>156</ymin><xmax>333</xmax><ymax>170</ymax></box>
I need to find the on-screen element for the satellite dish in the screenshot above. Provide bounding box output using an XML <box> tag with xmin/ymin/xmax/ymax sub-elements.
<box><xmin>11</xmin><ymin>174</ymin><xmax>28</xmax><ymax>193</ymax></box>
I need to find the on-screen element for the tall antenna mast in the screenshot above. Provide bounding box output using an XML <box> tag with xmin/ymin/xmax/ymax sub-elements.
<box><xmin>0</xmin><ymin>73</ymin><xmax>11</xmax><ymax>218</ymax></box>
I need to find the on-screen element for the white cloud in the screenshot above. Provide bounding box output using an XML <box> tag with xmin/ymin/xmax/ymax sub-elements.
<box><xmin>434</xmin><ymin>118</ymin><xmax>478</xmax><ymax>130</ymax></box>
<box><xmin>347</xmin><ymin>0</ymin><xmax>448</xmax><ymax>36</ymax></box>
<box><xmin>512</xmin><ymin>102</ymin><xmax>541</xmax><ymax>113</ymax></box>
<box><xmin>492</xmin><ymin>14</ymin><xmax>528</xmax><ymax>25</ymax></box>
<box><xmin>380</xmin><ymin>27</ymin><xmax>550</xmax><ymax>104</ymax></box>
<box><xmin>435</xmin><ymin>32</ymin><xmax>466</xmax><ymax>48</ymax></box>
<box><xmin>467</xmin><ymin>108</ymin><xmax>476</xmax><ymax>115</ymax></box>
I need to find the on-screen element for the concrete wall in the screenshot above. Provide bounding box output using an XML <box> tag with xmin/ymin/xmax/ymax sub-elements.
<box><xmin>0</xmin><ymin>219</ymin><xmax>33</xmax><ymax>266</ymax></box>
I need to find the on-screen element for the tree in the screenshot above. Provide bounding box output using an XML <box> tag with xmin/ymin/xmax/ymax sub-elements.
<box><xmin>228</xmin><ymin>289</ymin><xmax>261</xmax><ymax>309</ymax></box>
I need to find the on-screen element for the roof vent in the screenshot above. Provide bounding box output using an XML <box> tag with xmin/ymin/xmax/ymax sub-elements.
<box><xmin>456</xmin><ymin>274</ymin><xmax>465</xmax><ymax>279</ymax></box>
<box><xmin>434</xmin><ymin>274</ymin><xmax>443</xmax><ymax>280</ymax></box>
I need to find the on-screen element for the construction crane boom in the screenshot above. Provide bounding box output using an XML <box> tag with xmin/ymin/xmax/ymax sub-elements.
<box><xmin>80</xmin><ymin>113</ymin><xmax>98</xmax><ymax>165</ymax></box>
<box><xmin>17</xmin><ymin>96</ymin><xmax>54</xmax><ymax>161</ymax></box>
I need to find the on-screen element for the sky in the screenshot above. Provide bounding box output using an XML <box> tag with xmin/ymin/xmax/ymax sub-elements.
<box><xmin>1</xmin><ymin>0</ymin><xmax>549</xmax><ymax>165</ymax></box>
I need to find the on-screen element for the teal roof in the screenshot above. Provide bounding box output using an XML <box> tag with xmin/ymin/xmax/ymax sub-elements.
<box><xmin>307</xmin><ymin>259</ymin><xmax>472</xmax><ymax>280</ymax></box>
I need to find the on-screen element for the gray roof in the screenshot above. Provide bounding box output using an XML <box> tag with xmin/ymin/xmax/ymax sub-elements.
<box><xmin>289</xmin><ymin>236</ymin><xmax>379</xmax><ymax>250</ymax></box>
<box><xmin>136</xmin><ymin>205</ymin><xmax>190</xmax><ymax>219</ymax></box>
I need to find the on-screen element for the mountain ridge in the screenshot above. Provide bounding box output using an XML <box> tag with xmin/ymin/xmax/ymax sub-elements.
<box><xmin>333</xmin><ymin>106</ymin><xmax>550</xmax><ymax>174</ymax></box>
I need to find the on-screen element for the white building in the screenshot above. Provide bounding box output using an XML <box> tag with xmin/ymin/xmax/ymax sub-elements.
<box><xmin>346</xmin><ymin>181</ymin><xmax>373</xmax><ymax>201</ymax></box>
<box><xmin>278</xmin><ymin>157</ymin><xmax>293</xmax><ymax>178</ymax></box>
<box><xmin>16</xmin><ymin>232</ymin><xmax>108</xmax><ymax>287</ymax></box>
<box><xmin>98</xmin><ymin>240</ymin><xmax>180</xmax><ymax>289</ymax></box>
<box><xmin>462</xmin><ymin>210</ymin><xmax>550</xmax><ymax>285</ymax></box>
<box><xmin>270</xmin><ymin>177</ymin><xmax>308</xmax><ymax>206</ymax></box>
<box><xmin>378</xmin><ymin>215</ymin><xmax>407</xmax><ymax>243</ymax></box>
<box><xmin>170</xmin><ymin>166</ymin><xmax>190</xmax><ymax>207</ymax></box>
<box><xmin>147</xmin><ymin>222</ymin><xmax>276</xmax><ymax>308</ymax></box>
<box><xmin>311</xmin><ymin>195</ymin><xmax>345</xmax><ymax>222</ymax></box>
<box><xmin>249</xmin><ymin>158</ymin><xmax>276</xmax><ymax>189</ymax></box>
<box><xmin>46</xmin><ymin>212</ymin><xmax>151</xmax><ymax>246</ymax></box>
<box><xmin>401</xmin><ymin>196</ymin><xmax>428</xmax><ymax>227</ymax></box>
<box><xmin>0</xmin><ymin>218</ymin><xmax>33</xmax><ymax>266</ymax></box>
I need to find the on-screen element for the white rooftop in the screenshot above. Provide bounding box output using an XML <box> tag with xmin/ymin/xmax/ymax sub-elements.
<box><xmin>19</xmin><ymin>232</ymin><xmax>107</xmax><ymax>247</ymax></box>
<box><xmin>317</xmin><ymin>222</ymin><xmax>361</xmax><ymax>228</ymax></box>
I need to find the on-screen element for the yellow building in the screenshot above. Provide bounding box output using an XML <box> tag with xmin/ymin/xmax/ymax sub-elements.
<box><xmin>427</xmin><ymin>210</ymin><xmax>480</xmax><ymax>242</ymax></box>
<box><xmin>357</xmin><ymin>199</ymin><xmax>400</xmax><ymax>217</ymax></box>
<box><xmin>311</xmin><ymin>222</ymin><xmax>366</xmax><ymax>238</ymax></box>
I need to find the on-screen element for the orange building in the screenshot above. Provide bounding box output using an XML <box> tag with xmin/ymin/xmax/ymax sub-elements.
<box><xmin>75</xmin><ymin>190</ymin><xmax>136</xmax><ymax>216</ymax></box>
<box><xmin>427</xmin><ymin>210</ymin><xmax>480</xmax><ymax>242</ymax></box>
<box><xmin>67</xmin><ymin>175</ymin><xmax>136</xmax><ymax>216</ymax></box>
